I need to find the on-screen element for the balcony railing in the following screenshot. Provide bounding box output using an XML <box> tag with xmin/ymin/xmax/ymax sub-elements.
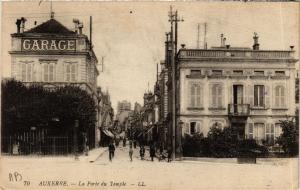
<box><xmin>178</xmin><ymin>49</ymin><xmax>294</xmax><ymax>60</ymax></box>
<box><xmin>228</xmin><ymin>104</ymin><xmax>250</xmax><ymax>116</ymax></box>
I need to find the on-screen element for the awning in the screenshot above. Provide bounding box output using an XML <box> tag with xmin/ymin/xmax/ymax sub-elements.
<box><xmin>102</xmin><ymin>129</ymin><xmax>114</xmax><ymax>138</ymax></box>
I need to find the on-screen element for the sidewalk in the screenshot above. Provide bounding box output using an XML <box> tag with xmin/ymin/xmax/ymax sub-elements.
<box><xmin>180</xmin><ymin>157</ymin><xmax>296</xmax><ymax>166</ymax></box>
<box><xmin>78</xmin><ymin>147</ymin><xmax>107</xmax><ymax>162</ymax></box>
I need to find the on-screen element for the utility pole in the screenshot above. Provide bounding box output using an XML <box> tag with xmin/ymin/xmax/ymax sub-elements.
<box><xmin>168</xmin><ymin>6</ymin><xmax>183</xmax><ymax>160</ymax></box>
<box><xmin>197</xmin><ymin>23</ymin><xmax>200</xmax><ymax>49</ymax></box>
<box><xmin>204</xmin><ymin>22</ymin><xmax>207</xmax><ymax>49</ymax></box>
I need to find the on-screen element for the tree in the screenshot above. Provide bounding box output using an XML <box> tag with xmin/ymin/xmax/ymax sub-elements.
<box><xmin>276</xmin><ymin>119</ymin><xmax>299</xmax><ymax>156</ymax></box>
<box><xmin>2</xmin><ymin>80</ymin><xmax>96</xmax><ymax>137</ymax></box>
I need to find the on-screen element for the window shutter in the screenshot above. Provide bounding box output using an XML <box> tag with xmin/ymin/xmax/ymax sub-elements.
<box><xmin>209</xmin><ymin>84</ymin><xmax>213</xmax><ymax>107</ymax></box>
<box><xmin>49</xmin><ymin>64</ymin><xmax>54</xmax><ymax>82</ymax></box>
<box><xmin>212</xmin><ymin>85</ymin><xmax>216</xmax><ymax>107</ymax></box>
<box><xmin>281</xmin><ymin>87</ymin><xmax>285</xmax><ymax>107</ymax></box>
<box><xmin>265</xmin><ymin>85</ymin><xmax>270</xmax><ymax>108</ymax></box>
<box><xmin>196</xmin><ymin>122</ymin><xmax>201</xmax><ymax>133</ymax></box>
<box><xmin>21</xmin><ymin>63</ymin><xmax>26</xmax><ymax>81</ymax></box>
<box><xmin>185</xmin><ymin>123</ymin><xmax>190</xmax><ymax>134</ymax></box>
<box><xmin>75</xmin><ymin>63</ymin><xmax>79</xmax><ymax>82</ymax></box>
<box><xmin>218</xmin><ymin>85</ymin><xmax>222</xmax><ymax>107</ymax></box>
<box><xmin>27</xmin><ymin>64</ymin><xmax>31</xmax><ymax>82</ymax></box>
<box><xmin>248</xmin><ymin>123</ymin><xmax>253</xmax><ymax>139</ymax></box>
<box><xmin>274</xmin><ymin>86</ymin><xmax>279</xmax><ymax>108</ymax></box>
<box><xmin>199</xmin><ymin>85</ymin><xmax>203</xmax><ymax>107</ymax></box>
<box><xmin>44</xmin><ymin>64</ymin><xmax>48</xmax><ymax>82</ymax></box>
<box><xmin>32</xmin><ymin>63</ymin><xmax>36</xmax><ymax>81</ymax></box>
<box><xmin>248</xmin><ymin>85</ymin><xmax>254</xmax><ymax>107</ymax></box>
<box><xmin>196</xmin><ymin>85</ymin><xmax>201</xmax><ymax>107</ymax></box>
<box><xmin>228</xmin><ymin>84</ymin><xmax>233</xmax><ymax>104</ymax></box>
<box><xmin>190</xmin><ymin>83</ymin><xmax>194</xmax><ymax>107</ymax></box>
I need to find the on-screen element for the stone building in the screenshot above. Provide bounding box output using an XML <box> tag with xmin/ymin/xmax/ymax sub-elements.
<box><xmin>177</xmin><ymin>34</ymin><xmax>297</xmax><ymax>145</ymax></box>
<box><xmin>9</xmin><ymin>16</ymin><xmax>100</xmax><ymax>147</ymax></box>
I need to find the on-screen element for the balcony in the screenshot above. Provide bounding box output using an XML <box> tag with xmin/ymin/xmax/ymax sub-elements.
<box><xmin>178</xmin><ymin>49</ymin><xmax>295</xmax><ymax>61</ymax></box>
<box><xmin>228</xmin><ymin>104</ymin><xmax>250</xmax><ymax>117</ymax></box>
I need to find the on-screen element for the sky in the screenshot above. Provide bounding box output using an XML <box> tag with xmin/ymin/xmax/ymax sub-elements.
<box><xmin>1</xmin><ymin>2</ymin><xmax>299</xmax><ymax>111</ymax></box>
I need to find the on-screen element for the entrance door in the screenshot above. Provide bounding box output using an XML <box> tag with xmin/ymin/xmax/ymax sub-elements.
<box><xmin>233</xmin><ymin>85</ymin><xmax>243</xmax><ymax>113</ymax></box>
<box><xmin>232</xmin><ymin>123</ymin><xmax>246</xmax><ymax>140</ymax></box>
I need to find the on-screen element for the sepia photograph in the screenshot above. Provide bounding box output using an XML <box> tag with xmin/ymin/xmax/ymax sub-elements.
<box><xmin>0</xmin><ymin>1</ymin><xmax>299</xmax><ymax>190</ymax></box>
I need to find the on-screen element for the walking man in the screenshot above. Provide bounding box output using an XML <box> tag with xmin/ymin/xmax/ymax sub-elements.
<box><xmin>140</xmin><ymin>145</ymin><xmax>145</xmax><ymax>160</ymax></box>
<box><xmin>167</xmin><ymin>146</ymin><xmax>172</xmax><ymax>162</ymax></box>
<box><xmin>129</xmin><ymin>145</ymin><xmax>133</xmax><ymax>162</ymax></box>
<box><xmin>108</xmin><ymin>142</ymin><xmax>115</xmax><ymax>162</ymax></box>
<box><xmin>150</xmin><ymin>144</ymin><xmax>156</xmax><ymax>162</ymax></box>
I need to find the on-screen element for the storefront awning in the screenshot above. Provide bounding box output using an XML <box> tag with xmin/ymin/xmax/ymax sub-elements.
<box><xmin>102</xmin><ymin>129</ymin><xmax>114</xmax><ymax>138</ymax></box>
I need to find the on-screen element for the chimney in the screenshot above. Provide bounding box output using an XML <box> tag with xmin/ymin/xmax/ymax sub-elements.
<box><xmin>73</xmin><ymin>18</ymin><xmax>80</xmax><ymax>34</ymax></box>
<box><xmin>253</xmin><ymin>32</ymin><xmax>260</xmax><ymax>50</ymax></box>
<box><xmin>16</xmin><ymin>19</ymin><xmax>22</xmax><ymax>33</ymax></box>
<box><xmin>78</xmin><ymin>22</ymin><xmax>83</xmax><ymax>35</ymax></box>
<box><xmin>223</xmin><ymin>38</ymin><xmax>226</xmax><ymax>47</ymax></box>
<box><xmin>20</xmin><ymin>17</ymin><xmax>26</xmax><ymax>33</ymax></box>
<box><xmin>226</xmin><ymin>45</ymin><xmax>230</xmax><ymax>49</ymax></box>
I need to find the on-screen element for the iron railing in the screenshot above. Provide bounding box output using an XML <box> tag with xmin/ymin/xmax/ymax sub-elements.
<box><xmin>228</xmin><ymin>104</ymin><xmax>250</xmax><ymax>116</ymax></box>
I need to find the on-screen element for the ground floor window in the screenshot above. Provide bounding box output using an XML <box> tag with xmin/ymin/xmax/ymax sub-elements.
<box><xmin>275</xmin><ymin>123</ymin><xmax>282</xmax><ymax>138</ymax></box>
<box><xmin>266</xmin><ymin>124</ymin><xmax>275</xmax><ymax>145</ymax></box>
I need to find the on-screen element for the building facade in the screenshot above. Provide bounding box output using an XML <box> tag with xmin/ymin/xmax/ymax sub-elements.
<box><xmin>9</xmin><ymin>16</ymin><xmax>100</xmax><ymax>147</ymax></box>
<box><xmin>177</xmin><ymin>35</ymin><xmax>297</xmax><ymax>145</ymax></box>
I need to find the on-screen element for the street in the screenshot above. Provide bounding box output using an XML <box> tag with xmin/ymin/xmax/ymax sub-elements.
<box><xmin>0</xmin><ymin>146</ymin><xmax>298</xmax><ymax>190</ymax></box>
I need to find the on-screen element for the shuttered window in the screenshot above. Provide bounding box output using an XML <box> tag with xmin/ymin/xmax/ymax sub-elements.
<box><xmin>275</xmin><ymin>86</ymin><xmax>285</xmax><ymax>108</ymax></box>
<box><xmin>254</xmin><ymin>85</ymin><xmax>265</xmax><ymax>107</ymax></box>
<box><xmin>212</xmin><ymin>84</ymin><xmax>222</xmax><ymax>108</ymax></box>
<box><xmin>65</xmin><ymin>64</ymin><xmax>77</xmax><ymax>82</ymax></box>
<box><xmin>189</xmin><ymin>121</ymin><xmax>201</xmax><ymax>135</ymax></box>
<box><xmin>190</xmin><ymin>83</ymin><xmax>201</xmax><ymax>107</ymax></box>
<box><xmin>21</xmin><ymin>63</ymin><xmax>33</xmax><ymax>82</ymax></box>
<box><xmin>43</xmin><ymin>63</ymin><xmax>55</xmax><ymax>82</ymax></box>
<box><xmin>266</xmin><ymin>124</ymin><xmax>275</xmax><ymax>145</ymax></box>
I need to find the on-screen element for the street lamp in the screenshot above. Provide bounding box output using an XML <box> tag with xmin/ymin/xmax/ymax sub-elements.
<box><xmin>74</xmin><ymin>119</ymin><xmax>79</xmax><ymax>160</ymax></box>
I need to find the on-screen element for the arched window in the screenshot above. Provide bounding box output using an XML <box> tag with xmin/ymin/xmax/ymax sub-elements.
<box><xmin>190</xmin><ymin>83</ymin><xmax>201</xmax><ymax>107</ymax></box>
<box><xmin>212</xmin><ymin>84</ymin><xmax>222</xmax><ymax>107</ymax></box>
<box><xmin>275</xmin><ymin>86</ymin><xmax>285</xmax><ymax>107</ymax></box>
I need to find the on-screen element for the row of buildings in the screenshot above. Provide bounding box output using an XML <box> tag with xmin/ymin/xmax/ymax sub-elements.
<box><xmin>144</xmin><ymin>10</ymin><xmax>298</xmax><ymax>158</ymax></box>
<box><xmin>7</xmin><ymin>15</ymin><xmax>114</xmax><ymax>150</ymax></box>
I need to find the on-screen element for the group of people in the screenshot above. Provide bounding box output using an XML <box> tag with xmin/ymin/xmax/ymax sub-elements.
<box><xmin>108</xmin><ymin>140</ymin><xmax>172</xmax><ymax>162</ymax></box>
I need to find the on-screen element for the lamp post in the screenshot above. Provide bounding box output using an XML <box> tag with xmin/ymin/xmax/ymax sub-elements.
<box><xmin>177</xmin><ymin>120</ymin><xmax>184</xmax><ymax>159</ymax></box>
<box><xmin>74</xmin><ymin>119</ymin><xmax>79</xmax><ymax>160</ymax></box>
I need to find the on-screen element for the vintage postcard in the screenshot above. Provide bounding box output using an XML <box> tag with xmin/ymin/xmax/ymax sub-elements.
<box><xmin>0</xmin><ymin>1</ymin><xmax>299</xmax><ymax>190</ymax></box>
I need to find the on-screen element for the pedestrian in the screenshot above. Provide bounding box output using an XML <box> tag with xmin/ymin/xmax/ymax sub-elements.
<box><xmin>140</xmin><ymin>145</ymin><xmax>145</xmax><ymax>160</ymax></box>
<box><xmin>133</xmin><ymin>140</ymin><xmax>137</xmax><ymax>148</ymax></box>
<box><xmin>123</xmin><ymin>138</ymin><xmax>126</xmax><ymax>147</ymax></box>
<box><xmin>108</xmin><ymin>142</ymin><xmax>115</xmax><ymax>162</ymax></box>
<box><xmin>167</xmin><ymin>146</ymin><xmax>172</xmax><ymax>162</ymax></box>
<box><xmin>159</xmin><ymin>144</ymin><xmax>163</xmax><ymax>161</ymax></box>
<box><xmin>129</xmin><ymin>145</ymin><xmax>133</xmax><ymax>162</ymax></box>
<box><xmin>150</xmin><ymin>144</ymin><xmax>156</xmax><ymax>161</ymax></box>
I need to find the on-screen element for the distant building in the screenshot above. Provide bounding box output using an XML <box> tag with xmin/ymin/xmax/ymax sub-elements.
<box><xmin>117</xmin><ymin>100</ymin><xmax>131</xmax><ymax>114</ymax></box>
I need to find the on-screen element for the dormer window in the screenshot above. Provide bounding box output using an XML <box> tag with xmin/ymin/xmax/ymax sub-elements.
<box><xmin>254</xmin><ymin>71</ymin><xmax>264</xmax><ymax>76</ymax></box>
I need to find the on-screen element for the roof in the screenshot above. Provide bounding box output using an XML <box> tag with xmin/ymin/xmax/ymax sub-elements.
<box><xmin>24</xmin><ymin>19</ymin><xmax>76</xmax><ymax>35</ymax></box>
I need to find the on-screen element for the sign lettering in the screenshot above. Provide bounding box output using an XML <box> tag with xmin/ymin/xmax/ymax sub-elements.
<box><xmin>21</xmin><ymin>39</ymin><xmax>76</xmax><ymax>51</ymax></box>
